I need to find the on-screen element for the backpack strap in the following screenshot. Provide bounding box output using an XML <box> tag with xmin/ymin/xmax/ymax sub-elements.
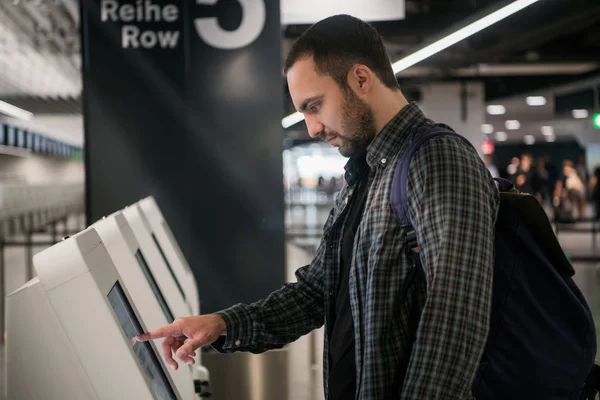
<box><xmin>390</xmin><ymin>125</ymin><xmax>473</xmax><ymax>253</ymax></box>
<box><xmin>578</xmin><ymin>364</ymin><xmax>600</xmax><ymax>400</ymax></box>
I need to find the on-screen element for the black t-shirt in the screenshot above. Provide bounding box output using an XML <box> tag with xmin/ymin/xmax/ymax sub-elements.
<box><xmin>328</xmin><ymin>164</ymin><xmax>369</xmax><ymax>400</ymax></box>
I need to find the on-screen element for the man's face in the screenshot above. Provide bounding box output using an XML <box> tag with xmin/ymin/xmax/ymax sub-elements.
<box><xmin>287</xmin><ymin>57</ymin><xmax>377</xmax><ymax>157</ymax></box>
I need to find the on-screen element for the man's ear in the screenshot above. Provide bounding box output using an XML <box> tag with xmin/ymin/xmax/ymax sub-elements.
<box><xmin>348</xmin><ymin>64</ymin><xmax>373</xmax><ymax>94</ymax></box>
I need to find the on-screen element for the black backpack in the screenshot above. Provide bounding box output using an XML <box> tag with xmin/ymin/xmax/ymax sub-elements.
<box><xmin>391</xmin><ymin>125</ymin><xmax>599</xmax><ymax>399</ymax></box>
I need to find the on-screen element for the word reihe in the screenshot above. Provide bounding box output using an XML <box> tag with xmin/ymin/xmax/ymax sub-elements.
<box><xmin>101</xmin><ymin>0</ymin><xmax>181</xmax><ymax>49</ymax></box>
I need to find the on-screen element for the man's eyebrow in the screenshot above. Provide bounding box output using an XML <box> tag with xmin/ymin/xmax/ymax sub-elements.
<box><xmin>298</xmin><ymin>96</ymin><xmax>324</xmax><ymax>113</ymax></box>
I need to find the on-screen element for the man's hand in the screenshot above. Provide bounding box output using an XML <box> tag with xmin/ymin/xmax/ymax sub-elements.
<box><xmin>136</xmin><ymin>314</ymin><xmax>227</xmax><ymax>370</ymax></box>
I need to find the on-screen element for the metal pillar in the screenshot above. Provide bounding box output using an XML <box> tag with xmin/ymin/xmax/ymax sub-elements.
<box><xmin>51</xmin><ymin>220</ymin><xmax>57</xmax><ymax>244</ymax></box>
<box><xmin>26</xmin><ymin>230</ymin><xmax>33</xmax><ymax>282</ymax></box>
<box><xmin>0</xmin><ymin>236</ymin><xmax>5</xmax><ymax>345</ymax></box>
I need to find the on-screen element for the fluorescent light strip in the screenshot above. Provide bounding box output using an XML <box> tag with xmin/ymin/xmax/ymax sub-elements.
<box><xmin>391</xmin><ymin>0</ymin><xmax>541</xmax><ymax>73</ymax></box>
<box><xmin>0</xmin><ymin>100</ymin><xmax>33</xmax><ymax>121</ymax></box>
<box><xmin>282</xmin><ymin>0</ymin><xmax>543</xmax><ymax>128</ymax></box>
<box><xmin>282</xmin><ymin>112</ymin><xmax>306</xmax><ymax>129</ymax></box>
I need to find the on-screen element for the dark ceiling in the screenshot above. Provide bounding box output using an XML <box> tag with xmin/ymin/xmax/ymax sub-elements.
<box><xmin>282</xmin><ymin>0</ymin><xmax>600</xmax><ymax>117</ymax></box>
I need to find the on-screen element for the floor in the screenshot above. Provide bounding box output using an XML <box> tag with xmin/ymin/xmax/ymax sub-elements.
<box><xmin>1</xmin><ymin>212</ymin><xmax>599</xmax><ymax>399</ymax></box>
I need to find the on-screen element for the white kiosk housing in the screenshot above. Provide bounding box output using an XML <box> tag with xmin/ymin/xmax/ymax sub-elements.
<box><xmin>121</xmin><ymin>204</ymin><xmax>208</xmax><ymax>381</ymax></box>
<box><xmin>91</xmin><ymin>212</ymin><xmax>197</xmax><ymax>400</ymax></box>
<box><xmin>6</xmin><ymin>228</ymin><xmax>181</xmax><ymax>399</ymax></box>
<box><xmin>137</xmin><ymin>196</ymin><xmax>200</xmax><ymax>316</ymax></box>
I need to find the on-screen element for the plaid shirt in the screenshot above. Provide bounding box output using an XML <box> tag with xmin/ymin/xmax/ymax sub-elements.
<box><xmin>214</xmin><ymin>103</ymin><xmax>500</xmax><ymax>399</ymax></box>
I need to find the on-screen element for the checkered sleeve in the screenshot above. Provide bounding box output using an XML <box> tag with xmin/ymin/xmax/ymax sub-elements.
<box><xmin>211</xmin><ymin>241</ymin><xmax>326</xmax><ymax>354</ymax></box>
<box><xmin>401</xmin><ymin>135</ymin><xmax>498</xmax><ymax>399</ymax></box>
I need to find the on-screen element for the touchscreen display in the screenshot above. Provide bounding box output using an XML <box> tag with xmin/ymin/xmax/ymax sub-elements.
<box><xmin>135</xmin><ymin>249</ymin><xmax>175</xmax><ymax>324</ymax></box>
<box><xmin>107</xmin><ymin>282</ymin><xmax>177</xmax><ymax>400</ymax></box>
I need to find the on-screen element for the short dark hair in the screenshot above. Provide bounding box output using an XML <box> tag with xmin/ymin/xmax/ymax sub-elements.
<box><xmin>284</xmin><ymin>14</ymin><xmax>399</xmax><ymax>91</ymax></box>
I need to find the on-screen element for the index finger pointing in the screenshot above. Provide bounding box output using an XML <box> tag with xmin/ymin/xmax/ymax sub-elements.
<box><xmin>136</xmin><ymin>323</ymin><xmax>182</xmax><ymax>342</ymax></box>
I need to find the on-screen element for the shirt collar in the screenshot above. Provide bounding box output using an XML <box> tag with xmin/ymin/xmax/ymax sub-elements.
<box><xmin>365</xmin><ymin>102</ymin><xmax>428</xmax><ymax>170</ymax></box>
<box><xmin>344</xmin><ymin>150</ymin><xmax>369</xmax><ymax>187</ymax></box>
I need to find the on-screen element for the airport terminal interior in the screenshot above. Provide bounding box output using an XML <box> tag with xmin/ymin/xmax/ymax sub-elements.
<box><xmin>0</xmin><ymin>0</ymin><xmax>600</xmax><ymax>399</ymax></box>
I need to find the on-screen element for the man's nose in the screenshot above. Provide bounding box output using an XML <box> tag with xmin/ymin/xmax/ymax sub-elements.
<box><xmin>305</xmin><ymin>115</ymin><xmax>324</xmax><ymax>138</ymax></box>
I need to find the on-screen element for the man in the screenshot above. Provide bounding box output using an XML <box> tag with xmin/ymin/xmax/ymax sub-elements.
<box><xmin>137</xmin><ymin>15</ymin><xmax>499</xmax><ymax>399</ymax></box>
<box><xmin>515</xmin><ymin>153</ymin><xmax>534</xmax><ymax>195</ymax></box>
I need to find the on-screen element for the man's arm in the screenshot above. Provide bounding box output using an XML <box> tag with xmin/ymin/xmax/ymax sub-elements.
<box><xmin>401</xmin><ymin>135</ymin><xmax>499</xmax><ymax>399</ymax></box>
<box><xmin>212</xmin><ymin>240</ymin><xmax>326</xmax><ymax>354</ymax></box>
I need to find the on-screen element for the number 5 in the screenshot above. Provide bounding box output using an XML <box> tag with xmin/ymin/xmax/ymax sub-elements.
<box><xmin>195</xmin><ymin>0</ymin><xmax>266</xmax><ymax>50</ymax></box>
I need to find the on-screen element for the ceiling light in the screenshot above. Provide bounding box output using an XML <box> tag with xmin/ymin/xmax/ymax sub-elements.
<box><xmin>281</xmin><ymin>0</ymin><xmax>543</xmax><ymax>127</ymax></box>
<box><xmin>481</xmin><ymin>124</ymin><xmax>494</xmax><ymax>134</ymax></box>
<box><xmin>541</xmin><ymin>126</ymin><xmax>554</xmax><ymax>136</ymax></box>
<box><xmin>524</xmin><ymin>135</ymin><xmax>536</xmax><ymax>145</ymax></box>
<box><xmin>495</xmin><ymin>131</ymin><xmax>508</xmax><ymax>142</ymax></box>
<box><xmin>526</xmin><ymin>96</ymin><xmax>546</xmax><ymax>106</ymax></box>
<box><xmin>391</xmin><ymin>0</ymin><xmax>542</xmax><ymax>73</ymax></box>
<box><xmin>0</xmin><ymin>100</ymin><xmax>33</xmax><ymax>121</ymax></box>
<box><xmin>545</xmin><ymin>135</ymin><xmax>556</xmax><ymax>142</ymax></box>
<box><xmin>487</xmin><ymin>105</ymin><xmax>506</xmax><ymax>115</ymax></box>
<box><xmin>505</xmin><ymin>120</ymin><xmax>520</xmax><ymax>130</ymax></box>
<box><xmin>572</xmin><ymin>109</ymin><xmax>589</xmax><ymax>119</ymax></box>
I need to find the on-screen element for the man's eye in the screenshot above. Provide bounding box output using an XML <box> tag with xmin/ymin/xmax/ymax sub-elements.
<box><xmin>310</xmin><ymin>104</ymin><xmax>319</xmax><ymax>113</ymax></box>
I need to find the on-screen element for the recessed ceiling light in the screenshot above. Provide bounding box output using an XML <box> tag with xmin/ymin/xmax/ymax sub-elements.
<box><xmin>545</xmin><ymin>135</ymin><xmax>556</xmax><ymax>142</ymax></box>
<box><xmin>541</xmin><ymin>126</ymin><xmax>554</xmax><ymax>135</ymax></box>
<box><xmin>524</xmin><ymin>135</ymin><xmax>536</xmax><ymax>145</ymax></box>
<box><xmin>572</xmin><ymin>109</ymin><xmax>589</xmax><ymax>119</ymax></box>
<box><xmin>481</xmin><ymin>124</ymin><xmax>494</xmax><ymax>134</ymax></box>
<box><xmin>526</xmin><ymin>96</ymin><xmax>546</xmax><ymax>106</ymax></box>
<box><xmin>505</xmin><ymin>120</ymin><xmax>520</xmax><ymax>130</ymax></box>
<box><xmin>487</xmin><ymin>105</ymin><xmax>506</xmax><ymax>115</ymax></box>
<box><xmin>495</xmin><ymin>131</ymin><xmax>508</xmax><ymax>142</ymax></box>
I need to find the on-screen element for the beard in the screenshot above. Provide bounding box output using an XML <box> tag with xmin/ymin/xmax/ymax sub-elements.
<box><xmin>325</xmin><ymin>89</ymin><xmax>377</xmax><ymax>158</ymax></box>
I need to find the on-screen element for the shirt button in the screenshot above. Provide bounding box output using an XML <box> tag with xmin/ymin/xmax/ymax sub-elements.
<box><xmin>381</xmin><ymin>158</ymin><xmax>387</xmax><ymax>164</ymax></box>
<box><xmin>234</xmin><ymin>339</ymin><xmax>241</xmax><ymax>346</ymax></box>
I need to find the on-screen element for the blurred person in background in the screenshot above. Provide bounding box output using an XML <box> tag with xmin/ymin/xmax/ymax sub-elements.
<box><xmin>514</xmin><ymin>153</ymin><xmax>534</xmax><ymax>195</ymax></box>
<box><xmin>591</xmin><ymin>166</ymin><xmax>600</xmax><ymax>220</ymax></box>
<box><xmin>483</xmin><ymin>154</ymin><xmax>500</xmax><ymax>179</ymax></box>
<box><xmin>555</xmin><ymin>160</ymin><xmax>586</xmax><ymax>220</ymax></box>
<box><xmin>575</xmin><ymin>154</ymin><xmax>589</xmax><ymax>191</ymax></box>
<box><xmin>544</xmin><ymin>155</ymin><xmax>559</xmax><ymax>196</ymax></box>
<box><xmin>530</xmin><ymin>158</ymin><xmax>549</xmax><ymax>204</ymax></box>
<box><xmin>506</xmin><ymin>156</ymin><xmax>520</xmax><ymax>182</ymax></box>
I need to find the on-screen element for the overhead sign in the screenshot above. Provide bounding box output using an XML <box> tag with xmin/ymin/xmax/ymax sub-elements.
<box><xmin>281</xmin><ymin>0</ymin><xmax>405</xmax><ymax>24</ymax></box>
<box><xmin>100</xmin><ymin>0</ymin><xmax>266</xmax><ymax>50</ymax></box>
<box><xmin>83</xmin><ymin>0</ymin><xmax>285</xmax><ymax>314</ymax></box>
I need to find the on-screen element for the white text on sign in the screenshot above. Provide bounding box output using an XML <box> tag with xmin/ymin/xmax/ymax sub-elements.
<box><xmin>100</xmin><ymin>0</ymin><xmax>181</xmax><ymax>49</ymax></box>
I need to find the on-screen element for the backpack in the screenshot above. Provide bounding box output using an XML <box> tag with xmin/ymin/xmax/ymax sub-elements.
<box><xmin>390</xmin><ymin>125</ymin><xmax>599</xmax><ymax>400</ymax></box>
